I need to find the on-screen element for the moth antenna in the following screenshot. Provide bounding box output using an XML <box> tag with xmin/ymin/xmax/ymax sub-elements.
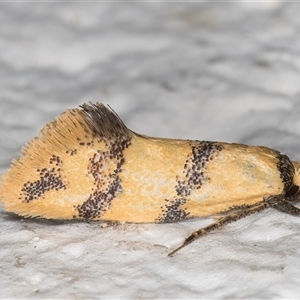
<box><xmin>168</xmin><ymin>195</ymin><xmax>285</xmax><ymax>257</ymax></box>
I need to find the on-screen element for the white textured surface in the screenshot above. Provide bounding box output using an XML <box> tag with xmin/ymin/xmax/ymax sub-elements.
<box><xmin>1</xmin><ymin>3</ymin><xmax>300</xmax><ymax>299</ymax></box>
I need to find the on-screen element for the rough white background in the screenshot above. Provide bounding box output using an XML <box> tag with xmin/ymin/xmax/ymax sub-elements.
<box><xmin>1</xmin><ymin>2</ymin><xmax>300</xmax><ymax>299</ymax></box>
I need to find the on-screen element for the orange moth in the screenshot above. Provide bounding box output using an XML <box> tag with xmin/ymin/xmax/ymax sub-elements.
<box><xmin>1</xmin><ymin>102</ymin><xmax>300</xmax><ymax>256</ymax></box>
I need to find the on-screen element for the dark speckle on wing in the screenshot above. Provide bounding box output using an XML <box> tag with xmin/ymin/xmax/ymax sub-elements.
<box><xmin>75</xmin><ymin>137</ymin><xmax>131</xmax><ymax>220</ymax></box>
<box><xmin>277</xmin><ymin>153</ymin><xmax>294</xmax><ymax>193</ymax></box>
<box><xmin>20</xmin><ymin>155</ymin><xmax>66</xmax><ymax>202</ymax></box>
<box><xmin>157</xmin><ymin>141</ymin><xmax>223</xmax><ymax>223</ymax></box>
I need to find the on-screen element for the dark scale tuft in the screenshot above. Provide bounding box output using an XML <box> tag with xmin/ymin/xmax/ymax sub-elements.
<box><xmin>80</xmin><ymin>102</ymin><xmax>132</xmax><ymax>141</ymax></box>
<box><xmin>157</xmin><ymin>141</ymin><xmax>223</xmax><ymax>223</ymax></box>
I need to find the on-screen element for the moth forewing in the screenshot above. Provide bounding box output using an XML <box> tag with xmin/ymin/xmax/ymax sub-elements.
<box><xmin>0</xmin><ymin>102</ymin><xmax>299</xmax><ymax>256</ymax></box>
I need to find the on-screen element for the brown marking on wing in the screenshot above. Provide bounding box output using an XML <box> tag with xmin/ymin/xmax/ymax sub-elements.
<box><xmin>157</xmin><ymin>141</ymin><xmax>223</xmax><ymax>223</ymax></box>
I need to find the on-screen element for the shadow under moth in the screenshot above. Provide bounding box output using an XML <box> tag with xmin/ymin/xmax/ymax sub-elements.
<box><xmin>1</xmin><ymin>102</ymin><xmax>300</xmax><ymax>256</ymax></box>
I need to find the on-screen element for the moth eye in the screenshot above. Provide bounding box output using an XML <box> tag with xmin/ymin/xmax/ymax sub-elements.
<box><xmin>285</xmin><ymin>185</ymin><xmax>299</xmax><ymax>198</ymax></box>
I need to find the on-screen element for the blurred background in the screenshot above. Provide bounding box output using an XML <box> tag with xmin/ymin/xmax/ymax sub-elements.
<box><xmin>2</xmin><ymin>2</ymin><xmax>300</xmax><ymax>299</ymax></box>
<box><xmin>1</xmin><ymin>2</ymin><xmax>300</xmax><ymax>159</ymax></box>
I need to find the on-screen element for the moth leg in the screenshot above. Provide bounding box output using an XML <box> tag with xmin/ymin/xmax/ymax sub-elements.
<box><xmin>217</xmin><ymin>202</ymin><xmax>267</xmax><ymax>216</ymax></box>
<box><xmin>168</xmin><ymin>195</ymin><xmax>284</xmax><ymax>257</ymax></box>
<box><xmin>276</xmin><ymin>201</ymin><xmax>300</xmax><ymax>216</ymax></box>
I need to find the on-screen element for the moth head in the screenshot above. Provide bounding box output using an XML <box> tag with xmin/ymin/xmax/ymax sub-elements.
<box><xmin>292</xmin><ymin>161</ymin><xmax>300</xmax><ymax>186</ymax></box>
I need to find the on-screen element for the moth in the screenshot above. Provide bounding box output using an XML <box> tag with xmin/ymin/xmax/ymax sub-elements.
<box><xmin>0</xmin><ymin>102</ymin><xmax>300</xmax><ymax>256</ymax></box>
